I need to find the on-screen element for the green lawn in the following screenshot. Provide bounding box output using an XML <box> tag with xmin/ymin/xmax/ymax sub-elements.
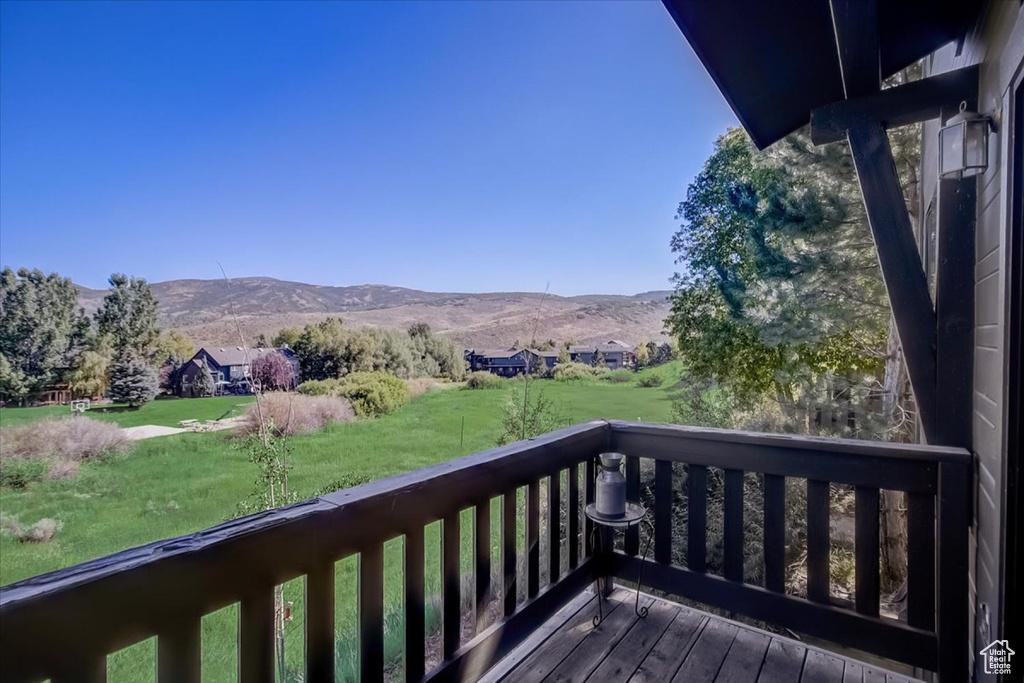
<box><xmin>0</xmin><ymin>395</ymin><xmax>255</xmax><ymax>429</ymax></box>
<box><xmin>0</xmin><ymin>364</ymin><xmax>683</xmax><ymax>680</ymax></box>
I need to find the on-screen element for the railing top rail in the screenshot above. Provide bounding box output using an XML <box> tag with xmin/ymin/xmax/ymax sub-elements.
<box><xmin>0</xmin><ymin>421</ymin><xmax>608</xmax><ymax>622</ymax></box>
<box><xmin>608</xmin><ymin>420</ymin><xmax>972</xmax><ymax>464</ymax></box>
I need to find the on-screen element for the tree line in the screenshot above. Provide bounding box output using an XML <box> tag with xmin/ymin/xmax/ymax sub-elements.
<box><xmin>268</xmin><ymin>319</ymin><xmax>466</xmax><ymax>383</ymax></box>
<box><xmin>0</xmin><ymin>269</ymin><xmax>179</xmax><ymax>407</ymax></box>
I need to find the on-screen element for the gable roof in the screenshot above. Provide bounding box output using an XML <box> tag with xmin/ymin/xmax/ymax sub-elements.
<box><xmin>660</xmin><ymin>0</ymin><xmax>983</xmax><ymax>149</ymax></box>
<box><xmin>195</xmin><ymin>347</ymin><xmax>291</xmax><ymax>368</ymax></box>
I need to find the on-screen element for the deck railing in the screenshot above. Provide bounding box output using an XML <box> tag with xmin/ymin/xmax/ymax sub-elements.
<box><xmin>0</xmin><ymin>420</ymin><xmax>971</xmax><ymax>682</ymax></box>
<box><xmin>603</xmin><ymin>421</ymin><xmax>972</xmax><ymax>682</ymax></box>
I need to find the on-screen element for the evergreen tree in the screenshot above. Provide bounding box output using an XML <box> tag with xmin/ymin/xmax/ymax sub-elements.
<box><xmin>557</xmin><ymin>348</ymin><xmax>571</xmax><ymax>366</ymax></box>
<box><xmin>0</xmin><ymin>268</ymin><xmax>90</xmax><ymax>401</ymax></box>
<box><xmin>108</xmin><ymin>349</ymin><xmax>159</xmax><ymax>408</ymax></box>
<box><xmin>192</xmin><ymin>359</ymin><xmax>216</xmax><ymax>398</ymax></box>
<box><xmin>591</xmin><ymin>350</ymin><xmax>606</xmax><ymax>368</ymax></box>
<box><xmin>95</xmin><ymin>274</ymin><xmax>160</xmax><ymax>358</ymax></box>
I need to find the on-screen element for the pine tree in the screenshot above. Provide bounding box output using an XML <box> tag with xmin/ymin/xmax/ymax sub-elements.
<box><xmin>108</xmin><ymin>349</ymin><xmax>159</xmax><ymax>408</ymax></box>
<box><xmin>591</xmin><ymin>351</ymin><xmax>606</xmax><ymax>368</ymax></box>
<box><xmin>192</xmin><ymin>360</ymin><xmax>216</xmax><ymax>398</ymax></box>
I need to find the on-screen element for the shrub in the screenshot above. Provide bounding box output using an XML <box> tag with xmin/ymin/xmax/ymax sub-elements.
<box><xmin>603</xmin><ymin>370</ymin><xmax>633</xmax><ymax>383</ymax></box>
<box><xmin>553</xmin><ymin>362</ymin><xmax>607</xmax><ymax>382</ymax></box>
<box><xmin>296</xmin><ymin>379</ymin><xmax>340</xmax><ymax>396</ymax></box>
<box><xmin>0</xmin><ymin>417</ymin><xmax>131</xmax><ymax>486</ymax></box>
<box><xmin>0</xmin><ymin>459</ymin><xmax>47</xmax><ymax>489</ymax></box>
<box><xmin>464</xmin><ymin>371</ymin><xmax>506</xmax><ymax>390</ymax></box>
<box><xmin>335</xmin><ymin>371</ymin><xmax>408</xmax><ymax>417</ymax></box>
<box><xmin>638</xmin><ymin>374</ymin><xmax>664</xmax><ymax>388</ymax></box>
<box><xmin>405</xmin><ymin>377</ymin><xmax>441</xmax><ymax>398</ymax></box>
<box><xmin>238</xmin><ymin>392</ymin><xmax>355</xmax><ymax>437</ymax></box>
<box><xmin>0</xmin><ymin>514</ymin><xmax>63</xmax><ymax>543</ymax></box>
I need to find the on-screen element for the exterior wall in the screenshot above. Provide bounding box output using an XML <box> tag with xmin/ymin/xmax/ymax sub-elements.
<box><xmin>921</xmin><ymin>5</ymin><xmax>1023</xmax><ymax>677</ymax></box>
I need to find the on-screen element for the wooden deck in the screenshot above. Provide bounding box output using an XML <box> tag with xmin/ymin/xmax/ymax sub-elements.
<box><xmin>482</xmin><ymin>588</ymin><xmax>920</xmax><ymax>683</ymax></box>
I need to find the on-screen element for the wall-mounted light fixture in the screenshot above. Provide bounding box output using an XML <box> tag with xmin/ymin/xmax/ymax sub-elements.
<box><xmin>939</xmin><ymin>101</ymin><xmax>994</xmax><ymax>180</ymax></box>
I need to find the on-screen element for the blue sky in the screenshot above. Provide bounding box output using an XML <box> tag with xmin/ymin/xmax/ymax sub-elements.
<box><xmin>0</xmin><ymin>0</ymin><xmax>736</xmax><ymax>296</ymax></box>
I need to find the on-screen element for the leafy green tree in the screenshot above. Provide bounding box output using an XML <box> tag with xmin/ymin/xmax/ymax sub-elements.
<box><xmin>272</xmin><ymin>327</ymin><xmax>303</xmax><ymax>349</ymax></box>
<box><xmin>496</xmin><ymin>386</ymin><xmax>566</xmax><ymax>446</ymax></box>
<box><xmin>591</xmin><ymin>350</ymin><xmax>606</xmax><ymax>368</ymax></box>
<box><xmin>0</xmin><ymin>268</ymin><xmax>89</xmax><ymax>401</ymax></box>
<box><xmin>95</xmin><ymin>274</ymin><xmax>160</xmax><ymax>358</ymax></box>
<box><xmin>154</xmin><ymin>330</ymin><xmax>195</xmax><ymax>362</ymax></box>
<box><xmin>634</xmin><ymin>342</ymin><xmax>650</xmax><ymax>371</ymax></box>
<box><xmin>108</xmin><ymin>349</ymin><xmax>159</xmax><ymax>408</ymax></box>
<box><xmin>68</xmin><ymin>346</ymin><xmax>111</xmax><ymax>398</ymax></box>
<box><xmin>557</xmin><ymin>348</ymin><xmax>571</xmax><ymax>366</ymax></box>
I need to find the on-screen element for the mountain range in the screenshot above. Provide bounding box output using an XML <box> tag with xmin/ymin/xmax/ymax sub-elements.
<box><xmin>77</xmin><ymin>277</ymin><xmax>674</xmax><ymax>349</ymax></box>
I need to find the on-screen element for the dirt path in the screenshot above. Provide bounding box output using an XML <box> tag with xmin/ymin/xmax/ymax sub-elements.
<box><xmin>121</xmin><ymin>417</ymin><xmax>246</xmax><ymax>441</ymax></box>
<box><xmin>122</xmin><ymin>425</ymin><xmax>186</xmax><ymax>440</ymax></box>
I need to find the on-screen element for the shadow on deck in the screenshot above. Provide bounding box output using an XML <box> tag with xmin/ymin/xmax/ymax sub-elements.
<box><xmin>482</xmin><ymin>588</ymin><xmax>919</xmax><ymax>683</ymax></box>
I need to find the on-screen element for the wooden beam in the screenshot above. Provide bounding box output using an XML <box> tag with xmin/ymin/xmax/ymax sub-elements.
<box><xmin>811</xmin><ymin>66</ymin><xmax>980</xmax><ymax>144</ymax></box>
<box><xmin>933</xmin><ymin>99</ymin><xmax>978</xmax><ymax>450</ymax></box>
<box><xmin>829</xmin><ymin>0</ymin><xmax>879</xmax><ymax>99</ymax></box>
<box><xmin>847</xmin><ymin>123</ymin><xmax>940</xmax><ymax>442</ymax></box>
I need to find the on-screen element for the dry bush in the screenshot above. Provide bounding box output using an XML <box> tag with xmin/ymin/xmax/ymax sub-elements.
<box><xmin>0</xmin><ymin>514</ymin><xmax>63</xmax><ymax>543</ymax></box>
<box><xmin>238</xmin><ymin>392</ymin><xmax>355</xmax><ymax>437</ymax></box>
<box><xmin>0</xmin><ymin>417</ymin><xmax>130</xmax><ymax>486</ymax></box>
<box><xmin>1</xmin><ymin>417</ymin><xmax>130</xmax><ymax>463</ymax></box>
<box><xmin>405</xmin><ymin>377</ymin><xmax>441</xmax><ymax>398</ymax></box>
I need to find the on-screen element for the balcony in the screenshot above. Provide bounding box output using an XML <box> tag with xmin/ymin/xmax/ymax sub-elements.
<box><xmin>0</xmin><ymin>420</ymin><xmax>971</xmax><ymax>682</ymax></box>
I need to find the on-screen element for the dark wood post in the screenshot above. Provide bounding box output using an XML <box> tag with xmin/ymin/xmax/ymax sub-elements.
<box><xmin>937</xmin><ymin>461</ymin><xmax>971</xmax><ymax>681</ymax></box>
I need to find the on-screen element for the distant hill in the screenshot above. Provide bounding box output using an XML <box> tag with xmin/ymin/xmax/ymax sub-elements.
<box><xmin>77</xmin><ymin>277</ymin><xmax>673</xmax><ymax>349</ymax></box>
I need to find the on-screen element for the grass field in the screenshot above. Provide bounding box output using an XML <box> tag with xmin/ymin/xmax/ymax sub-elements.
<box><xmin>0</xmin><ymin>363</ymin><xmax>683</xmax><ymax>680</ymax></box>
<box><xmin>0</xmin><ymin>395</ymin><xmax>255</xmax><ymax>429</ymax></box>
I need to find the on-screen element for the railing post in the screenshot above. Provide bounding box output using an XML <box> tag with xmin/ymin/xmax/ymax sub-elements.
<box><xmin>937</xmin><ymin>461</ymin><xmax>971</xmax><ymax>682</ymax></box>
<box><xmin>158</xmin><ymin>616</ymin><xmax>201</xmax><ymax>683</ymax></box>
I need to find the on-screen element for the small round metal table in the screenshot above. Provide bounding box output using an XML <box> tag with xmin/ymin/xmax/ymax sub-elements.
<box><xmin>584</xmin><ymin>502</ymin><xmax>654</xmax><ymax>625</ymax></box>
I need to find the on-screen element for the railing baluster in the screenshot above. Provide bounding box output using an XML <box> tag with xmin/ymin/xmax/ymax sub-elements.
<box><xmin>306</xmin><ymin>562</ymin><xmax>335</xmax><ymax>683</ymax></box>
<box><xmin>854</xmin><ymin>486</ymin><xmax>880</xmax><ymax>617</ymax></box>
<box><xmin>763</xmin><ymin>474</ymin><xmax>786</xmax><ymax>592</ymax></box>
<box><xmin>548</xmin><ymin>472</ymin><xmax>561</xmax><ymax>584</ymax></box>
<box><xmin>937</xmin><ymin>461</ymin><xmax>971</xmax><ymax>681</ymax></box>
<box><xmin>443</xmin><ymin>511</ymin><xmax>461</xmax><ymax>658</ymax></box>
<box><xmin>239</xmin><ymin>588</ymin><xmax>275</xmax><ymax>682</ymax></box>
<box><xmin>724</xmin><ymin>469</ymin><xmax>744</xmax><ymax>582</ymax></box>
<box><xmin>158</xmin><ymin>617</ymin><xmax>201</xmax><ymax>683</ymax></box>
<box><xmin>584</xmin><ymin>458</ymin><xmax>596</xmax><ymax>557</ymax></box>
<box><xmin>687</xmin><ymin>464</ymin><xmax>707</xmax><ymax>572</ymax></box>
<box><xmin>807</xmin><ymin>479</ymin><xmax>830</xmax><ymax>603</ymax></box>
<box><xmin>475</xmin><ymin>500</ymin><xmax>492</xmax><ymax>632</ymax></box>
<box><xmin>906</xmin><ymin>491</ymin><xmax>936</xmax><ymax>630</ymax></box>
<box><xmin>654</xmin><ymin>459</ymin><xmax>672</xmax><ymax>563</ymax></box>
<box><xmin>569</xmin><ymin>462</ymin><xmax>580</xmax><ymax>569</ymax></box>
<box><xmin>503</xmin><ymin>489</ymin><xmax>517</xmax><ymax>617</ymax></box>
<box><xmin>361</xmin><ymin>542</ymin><xmax>385</xmax><ymax>680</ymax></box>
<box><xmin>405</xmin><ymin>526</ymin><xmax>425</xmax><ymax>683</ymax></box>
<box><xmin>527</xmin><ymin>479</ymin><xmax>540</xmax><ymax>598</ymax></box>
<box><xmin>625</xmin><ymin>455</ymin><xmax>640</xmax><ymax>554</ymax></box>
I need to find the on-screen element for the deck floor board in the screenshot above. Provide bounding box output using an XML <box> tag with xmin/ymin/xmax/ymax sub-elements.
<box><xmin>485</xmin><ymin>589</ymin><xmax>921</xmax><ymax>683</ymax></box>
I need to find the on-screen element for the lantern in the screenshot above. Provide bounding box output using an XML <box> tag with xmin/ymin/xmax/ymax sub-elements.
<box><xmin>595</xmin><ymin>452</ymin><xmax>627</xmax><ymax>518</ymax></box>
<box><xmin>939</xmin><ymin>101</ymin><xmax>992</xmax><ymax>180</ymax></box>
